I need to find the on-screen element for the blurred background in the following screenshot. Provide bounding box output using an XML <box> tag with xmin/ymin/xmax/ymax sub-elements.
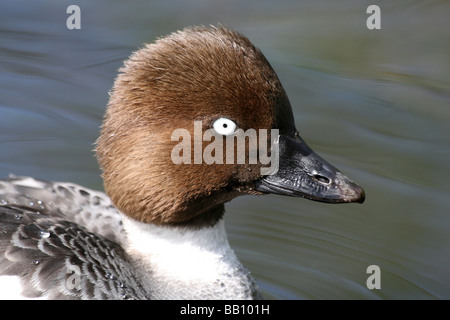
<box><xmin>0</xmin><ymin>0</ymin><xmax>449</xmax><ymax>299</ymax></box>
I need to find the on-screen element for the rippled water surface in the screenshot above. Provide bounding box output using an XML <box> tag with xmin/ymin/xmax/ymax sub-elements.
<box><xmin>1</xmin><ymin>0</ymin><xmax>449</xmax><ymax>299</ymax></box>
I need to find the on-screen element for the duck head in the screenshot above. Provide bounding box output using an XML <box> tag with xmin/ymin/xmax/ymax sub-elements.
<box><xmin>96</xmin><ymin>26</ymin><xmax>364</xmax><ymax>228</ymax></box>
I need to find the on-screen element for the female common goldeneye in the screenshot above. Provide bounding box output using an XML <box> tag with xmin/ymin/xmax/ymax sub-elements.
<box><xmin>0</xmin><ymin>26</ymin><xmax>364</xmax><ymax>299</ymax></box>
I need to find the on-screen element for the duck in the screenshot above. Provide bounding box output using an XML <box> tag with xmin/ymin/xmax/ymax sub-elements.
<box><xmin>0</xmin><ymin>25</ymin><xmax>365</xmax><ymax>300</ymax></box>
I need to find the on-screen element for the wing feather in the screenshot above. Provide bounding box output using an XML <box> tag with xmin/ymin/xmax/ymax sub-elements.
<box><xmin>0</xmin><ymin>177</ymin><xmax>151</xmax><ymax>300</ymax></box>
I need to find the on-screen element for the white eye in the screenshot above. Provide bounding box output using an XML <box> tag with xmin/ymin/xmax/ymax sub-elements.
<box><xmin>213</xmin><ymin>118</ymin><xmax>237</xmax><ymax>136</ymax></box>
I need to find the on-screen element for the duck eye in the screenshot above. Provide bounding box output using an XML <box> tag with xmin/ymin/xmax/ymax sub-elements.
<box><xmin>213</xmin><ymin>118</ymin><xmax>237</xmax><ymax>136</ymax></box>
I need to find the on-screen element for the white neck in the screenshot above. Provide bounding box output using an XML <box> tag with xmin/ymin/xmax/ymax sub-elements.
<box><xmin>122</xmin><ymin>216</ymin><xmax>261</xmax><ymax>299</ymax></box>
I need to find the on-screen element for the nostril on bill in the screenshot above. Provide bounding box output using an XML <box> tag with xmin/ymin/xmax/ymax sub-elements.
<box><xmin>313</xmin><ymin>174</ymin><xmax>330</xmax><ymax>185</ymax></box>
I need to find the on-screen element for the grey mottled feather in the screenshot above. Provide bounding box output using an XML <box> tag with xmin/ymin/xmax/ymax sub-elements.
<box><xmin>0</xmin><ymin>176</ymin><xmax>151</xmax><ymax>299</ymax></box>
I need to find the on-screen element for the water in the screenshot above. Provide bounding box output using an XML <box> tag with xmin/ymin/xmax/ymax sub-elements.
<box><xmin>39</xmin><ymin>230</ymin><xmax>51</xmax><ymax>239</ymax></box>
<box><xmin>1</xmin><ymin>0</ymin><xmax>449</xmax><ymax>299</ymax></box>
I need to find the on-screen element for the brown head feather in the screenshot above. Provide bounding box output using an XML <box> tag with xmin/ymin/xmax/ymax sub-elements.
<box><xmin>96</xmin><ymin>26</ymin><xmax>294</xmax><ymax>226</ymax></box>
